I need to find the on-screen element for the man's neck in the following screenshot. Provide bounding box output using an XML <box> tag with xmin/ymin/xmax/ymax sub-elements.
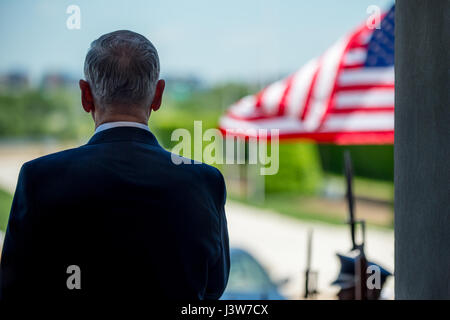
<box><xmin>95</xmin><ymin>114</ymin><xmax>149</xmax><ymax>129</ymax></box>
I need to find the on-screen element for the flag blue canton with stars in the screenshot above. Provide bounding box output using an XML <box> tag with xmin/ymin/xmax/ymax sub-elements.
<box><xmin>365</xmin><ymin>5</ymin><xmax>395</xmax><ymax>67</ymax></box>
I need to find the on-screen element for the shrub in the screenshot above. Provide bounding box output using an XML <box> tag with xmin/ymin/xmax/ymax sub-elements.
<box><xmin>265</xmin><ymin>142</ymin><xmax>323</xmax><ymax>194</ymax></box>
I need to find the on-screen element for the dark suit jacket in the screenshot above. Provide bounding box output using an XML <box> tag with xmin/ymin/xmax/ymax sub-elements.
<box><xmin>0</xmin><ymin>127</ymin><xmax>229</xmax><ymax>301</ymax></box>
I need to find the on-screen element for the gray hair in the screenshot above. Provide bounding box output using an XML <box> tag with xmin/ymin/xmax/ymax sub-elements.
<box><xmin>84</xmin><ymin>30</ymin><xmax>160</xmax><ymax>107</ymax></box>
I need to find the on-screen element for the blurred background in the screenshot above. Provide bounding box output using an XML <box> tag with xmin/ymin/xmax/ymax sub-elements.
<box><xmin>0</xmin><ymin>0</ymin><xmax>394</xmax><ymax>299</ymax></box>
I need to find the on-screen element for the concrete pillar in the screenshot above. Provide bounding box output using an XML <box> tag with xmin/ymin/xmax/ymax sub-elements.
<box><xmin>395</xmin><ymin>1</ymin><xmax>450</xmax><ymax>299</ymax></box>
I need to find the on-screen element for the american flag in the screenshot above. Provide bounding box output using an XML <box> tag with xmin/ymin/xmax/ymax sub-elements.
<box><xmin>219</xmin><ymin>5</ymin><xmax>395</xmax><ymax>144</ymax></box>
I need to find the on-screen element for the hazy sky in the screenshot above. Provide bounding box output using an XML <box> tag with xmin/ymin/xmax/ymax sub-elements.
<box><xmin>0</xmin><ymin>0</ymin><xmax>393</xmax><ymax>84</ymax></box>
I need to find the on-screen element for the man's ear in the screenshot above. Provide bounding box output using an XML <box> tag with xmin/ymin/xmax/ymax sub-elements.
<box><xmin>150</xmin><ymin>79</ymin><xmax>165</xmax><ymax>112</ymax></box>
<box><xmin>79</xmin><ymin>80</ymin><xmax>95</xmax><ymax>113</ymax></box>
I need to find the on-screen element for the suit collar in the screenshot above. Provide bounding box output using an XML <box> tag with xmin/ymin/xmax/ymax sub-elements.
<box><xmin>87</xmin><ymin>126</ymin><xmax>161</xmax><ymax>147</ymax></box>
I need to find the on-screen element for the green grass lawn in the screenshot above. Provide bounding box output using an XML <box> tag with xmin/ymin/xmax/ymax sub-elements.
<box><xmin>229</xmin><ymin>175</ymin><xmax>394</xmax><ymax>230</ymax></box>
<box><xmin>325</xmin><ymin>174</ymin><xmax>394</xmax><ymax>203</ymax></box>
<box><xmin>0</xmin><ymin>188</ymin><xmax>13</xmax><ymax>232</ymax></box>
<box><xmin>231</xmin><ymin>193</ymin><xmax>393</xmax><ymax>230</ymax></box>
<box><xmin>230</xmin><ymin>193</ymin><xmax>346</xmax><ymax>225</ymax></box>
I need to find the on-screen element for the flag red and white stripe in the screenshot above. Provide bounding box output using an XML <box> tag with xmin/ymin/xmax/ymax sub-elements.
<box><xmin>219</xmin><ymin>7</ymin><xmax>395</xmax><ymax>145</ymax></box>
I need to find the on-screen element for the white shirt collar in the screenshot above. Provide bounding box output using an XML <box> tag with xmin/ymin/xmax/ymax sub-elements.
<box><xmin>94</xmin><ymin>121</ymin><xmax>150</xmax><ymax>135</ymax></box>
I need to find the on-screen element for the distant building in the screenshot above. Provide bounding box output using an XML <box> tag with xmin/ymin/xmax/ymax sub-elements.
<box><xmin>40</xmin><ymin>72</ymin><xmax>78</xmax><ymax>89</ymax></box>
<box><xmin>0</xmin><ymin>71</ymin><xmax>29</xmax><ymax>91</ymax></box>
